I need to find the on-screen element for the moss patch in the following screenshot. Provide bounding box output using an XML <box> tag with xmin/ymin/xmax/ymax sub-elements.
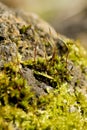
<box><xmin>0</xmin><ymin>2</ymin><xmax>87</xmax><ymax>129</ymax></box>
<box><xmin>0</xmin><ymin>38</ymin><xmax>87</xmax><ymax>129</ymax></box>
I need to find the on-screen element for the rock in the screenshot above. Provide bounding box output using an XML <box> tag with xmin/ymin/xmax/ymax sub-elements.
<box><xmin>0</xmin><ymin>2</ymin><xmax>87</xmax><ymax>96</ymax></box>
<box><xmin>0</xmin><ymin>2</ymin><xmax>87</xmax><ymax>129</ymax></box>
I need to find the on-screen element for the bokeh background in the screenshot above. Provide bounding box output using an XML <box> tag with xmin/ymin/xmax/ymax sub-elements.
<box><xmin>1</xmin><ymin>0</ymin><xmax>87</xmax><ymax>49</ymax></box>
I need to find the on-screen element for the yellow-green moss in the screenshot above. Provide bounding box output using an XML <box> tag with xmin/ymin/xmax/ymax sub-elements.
<box><xmin>0</xmin><ymin>38</ymin><xmax>87</xmax><ymax>129</ymax></box>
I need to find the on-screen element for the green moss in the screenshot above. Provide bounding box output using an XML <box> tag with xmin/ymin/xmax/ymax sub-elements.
<box><xmin>66</xmin><ymin>39</ymin><xmax>87</xmax><ymax>66</ymax></box>
<box><xmin>20</xmin><ymin>25</ymin><xmax>31</xmax><ymax>34</ymax></box>
<box><xmin>0</xmin><ymin>83</ymin><xmax>87</xmax><ymax>129</ymax></box>
<box><xmin>0</xmin><ymin>38</ymin><xmax>87</xmax><ymax>129</ymax></box>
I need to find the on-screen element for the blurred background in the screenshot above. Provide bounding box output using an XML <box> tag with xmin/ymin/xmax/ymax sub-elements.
<box><xmin>1</xmin><ymin>0</ymin><xmax>87</xmax><ymax>49</ymax></box>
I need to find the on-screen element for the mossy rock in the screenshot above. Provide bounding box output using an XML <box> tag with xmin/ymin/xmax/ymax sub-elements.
<box><xmin>0</xmin><ymin>2</ymin><xmax>87</xmax><ymax>130</ymax></box>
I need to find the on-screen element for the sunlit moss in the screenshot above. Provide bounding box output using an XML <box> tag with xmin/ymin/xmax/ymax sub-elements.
<box><xmin>0</xmin><ymin>37</ymin><xmax>87</xmax><ymax>129</ymax></box>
